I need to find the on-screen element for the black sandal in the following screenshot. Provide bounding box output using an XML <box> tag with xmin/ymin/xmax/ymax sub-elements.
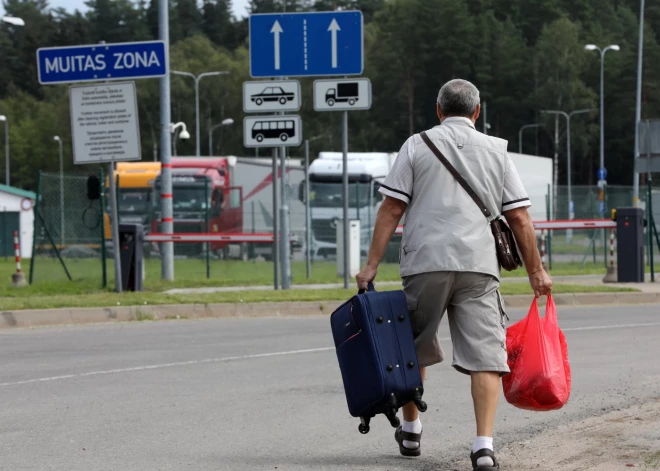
<box><xmin>394</xmin><ymin>425</ymin><xmax>422</xmax><ymax>457</ymax></box>
<box><xmin>470</xmin><ymin>448</ymin><xmax>500</xmax><ymax>470</ymax></box>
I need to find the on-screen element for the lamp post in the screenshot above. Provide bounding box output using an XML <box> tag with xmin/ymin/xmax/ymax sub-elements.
<box><xmin>2</xmin><ymin>16</ymin><xmax>25</xmax><ymax>26</ymax></box>
<box><xmin>0</xmin><ymin>116</ymin><xmax>8</xmax><ymax>186</ymax></box>
<box><xmin>518</xmin><ymin>124</ymin><xmax>541</xmax><ymax>154</ymax></box>
<box><xmin>633</xmin><ymin>0</ymin><xmax>646</xmax><ymax>206</ymax></box>
<box><xmin>208</xmin><ymin>118</ymin><xmax>234</xmax><ymax>156</ymax></box>
<box><xmin>542</xmin><ymin>109</ymin><xmax>596</xmax><ymax>242</ymax></box>
<box><xmin>585</xmin><ymin>43</ymin><xmax>620</xmax><ymax>188</ymax></box>
<box><xmin>170</xmin><ymin>121</ymin><xmax>190</xmax><ymax>157</ymax></box>
<box><xmin>53</xmin><ymin>136</ymin><xmax>64</xmax><ymax>246</ymax></box>
<box><xmin>171</xmin><ymin>70</ymin><xmax>229</xmax><ymax>157</ymax></box>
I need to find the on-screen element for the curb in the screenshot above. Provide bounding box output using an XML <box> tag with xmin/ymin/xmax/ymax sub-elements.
<box><xmin>1</xmin><ymin>292</ymin><xmax>658</xmax><ymax>330</ymax></box>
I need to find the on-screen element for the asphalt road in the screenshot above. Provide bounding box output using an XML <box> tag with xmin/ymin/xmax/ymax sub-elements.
<box><xmin>0</xmin><ymin>304</ymin><xmax>659</xmax><ymax>471</ymax></box>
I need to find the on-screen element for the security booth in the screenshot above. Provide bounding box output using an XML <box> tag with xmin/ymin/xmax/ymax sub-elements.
<box><xmin>118</xmin><ymin>223</ymin><xmax>144</xmax><ymax>291</ymax></box>
<box><xmin>614</xmin><ymin>208</ymin><xmax>645</xmax><ymax>283</ymax></box>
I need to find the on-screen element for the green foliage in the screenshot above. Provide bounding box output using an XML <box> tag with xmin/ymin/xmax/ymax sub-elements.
<box><xmin>0</xmin><ymin>0</ymin><xmax>658</xmax><ymax>192</ymax></box>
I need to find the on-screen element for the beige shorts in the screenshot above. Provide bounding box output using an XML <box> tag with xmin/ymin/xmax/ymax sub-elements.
<box><xmin>402</xmin><ymin>271</ymin><xmax>510</xmax><ymax>376</ymax></box>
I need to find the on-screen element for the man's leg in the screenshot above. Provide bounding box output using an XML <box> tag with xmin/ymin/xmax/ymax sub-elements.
<box><xmin>400</xmin><ymin>367</ymin><xmax>426</xmax><ymax>450</ymax></box>
<box><xmin>448</xmin><ymin>273</ymin><xmax>509</xmax><ymax>468</ymax></box>
<box><xmin>471</xmin><ymin>371</ymin><xmax>500</xmax><ymax>437</ymax></box>
<box><xmin>402</xmin><ymin>367</ymin><xmax>427</xmax><ymax>422</ymax></box>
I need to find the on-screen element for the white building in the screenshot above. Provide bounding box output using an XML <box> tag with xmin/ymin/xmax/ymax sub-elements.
<box><xmin>0</xmin><ymin>184</ymin><xmax>36</xmax><ymax>259</ymax></box>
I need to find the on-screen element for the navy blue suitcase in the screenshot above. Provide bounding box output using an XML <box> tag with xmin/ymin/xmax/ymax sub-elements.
<box><xmin>330</xmin><ymin>283</ymin><xmax>427</xmax><ymax>434</ymax></box>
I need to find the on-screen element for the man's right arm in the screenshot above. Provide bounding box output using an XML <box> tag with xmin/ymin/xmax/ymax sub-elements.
<box><xmin>504</xmin><ymin>207</ymin><xmax>552</xmax><ymax>298</ymax></box>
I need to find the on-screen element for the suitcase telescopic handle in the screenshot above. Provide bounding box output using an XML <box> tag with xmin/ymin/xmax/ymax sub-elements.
<box><xmin>358</xmin><ymin>282</ymin><xmax>375</xmax><ymax>294</ymax></box>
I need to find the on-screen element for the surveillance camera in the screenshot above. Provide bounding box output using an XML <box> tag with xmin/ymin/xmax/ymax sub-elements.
<box><xmin>179</xmin><ymin>130</ymin><xmax>191</xmax><ymax>141</ymax></box>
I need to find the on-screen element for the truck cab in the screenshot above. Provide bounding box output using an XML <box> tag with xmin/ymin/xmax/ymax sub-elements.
<box><xmin>150</xmin><ymin>157</ymin><xmax>245</xmax><ymax>259</ymax></box>
<box><xmin>299</xmin><ymin>152</ymin><xmax>402</xmax><ymax>261</ymax></box>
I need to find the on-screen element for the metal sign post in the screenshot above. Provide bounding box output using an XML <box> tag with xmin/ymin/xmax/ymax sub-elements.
<box><xmin>68</xmin><ymin>81</ymin><xmax>142</xmax><ymax>293</ymax></box>
<box><xmin>342</xmin><ymin>111</ymin><xmax>349</xmax><ymax>289</ymax></box>
<box><xmin>246</xmin><ymin>10</ymin><xmax>365</xmax><ymax>289</ymax></box>
<box><xmin>280</xmin><ymin>143</ymin><xmax>291</xmax><ymax>289</ymax></box>
<box><xmin>37</xmin><ymin>35</ymin><xmax>172</xmax><ymax>286</ymax></box>
<box><xmin>272</xmin><ymin>148</ymin><xmax>280</xmax><ymax>290</ymax></box>
<box><xmin>314</xmin><ymin>79</ymin><xmax>371</xmax><ymax>289</ymax></box>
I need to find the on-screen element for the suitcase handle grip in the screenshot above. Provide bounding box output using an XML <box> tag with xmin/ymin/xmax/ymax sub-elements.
<box><xmin>358</xmin><ymin>282</ymin><xmax>375</xmax><ymax>294</ymax></box>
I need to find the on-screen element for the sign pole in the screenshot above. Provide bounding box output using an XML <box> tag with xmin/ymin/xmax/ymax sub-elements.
<box><xmin>159</xmin><ymin>0</ymin><xmax>174</xmax><ymax>281</ymax></box>
<box><xmin>342</xmin><ymin>111</ymin><xmax>349</xmax><ymax>289</ymax></box>
<box><xmin>108</xmin><ymin>162</ymin><xmax>122</xmax><ymax>292</ymax></box>
<box><xmin>305</xmin><ymin>139</ymin><xmax>311</xmax><ymax>279</ymax></box>
<box><xmin>272</xmin><ymin>147</ymin><xmax>280</xmax><ymax>290</ymax></box>
<box><xmin>280</xmin><ymin>143</ymin><xmax>292</xmax><ymax>289</ymax></box>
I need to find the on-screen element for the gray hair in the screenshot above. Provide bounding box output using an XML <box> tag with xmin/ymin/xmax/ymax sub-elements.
<box><xmin>437</xmin><ymin>79</ymin><xmax>480</xmax><ymax>117</ymax></box>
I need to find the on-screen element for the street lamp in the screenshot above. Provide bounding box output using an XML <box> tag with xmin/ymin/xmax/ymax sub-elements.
<box><xmin>542</xmin><ymin>109</ymin><xmax>596</xmax><ymax>242</ymax></box>
<box><xmin>171</xmin><ymin>70</ymin><xmax>229</xmax><ymax>157</ymax></box>
<box><xmin>0</xmin><ymin>116</ymin><xmax>8</xmax><ymax>186</ymax></box>
<box><xmin>170</xmin><ymin>121</ymin><xmax>190</xmax><ymax>156</ymax></box>
<box><xmin>208</xmin><ymin>118</ymin><xmax>234</xmax><ymax>156</ymax></box>
<box><xmin>518</xmin><ymin>124</ymin><xmax>542</xmax><ymax>154</ymax></box>
<box><xmin>2</xmin><ymin>16</ymin><xmax>25</xmax><ymax>26</ymax></box>
<box><xmin>53</xmin><ymin>136</ymin><xmax>64</xmax><ymax>245</ymax></box>
<box><xmin>585</xmin><ymin>43</ymin><xmax>620</xmax><ymax>185</ymax></box>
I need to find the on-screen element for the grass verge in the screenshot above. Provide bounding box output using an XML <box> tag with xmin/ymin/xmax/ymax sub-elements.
<box><xmin>0</xmin><ymin>283</ymin><xmax>637</xmax><ymax>311</ymax></box>
<box><xmin>3</xmin><ymin>257</ymin><xmax>655</xmax><ymax>299</ymax></box>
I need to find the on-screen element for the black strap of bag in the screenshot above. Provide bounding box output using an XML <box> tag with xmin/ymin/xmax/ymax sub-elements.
<box><xmin>419</xmin><ymin>131</ymin><xmax>522</xmax><ymax>271</ymax></box>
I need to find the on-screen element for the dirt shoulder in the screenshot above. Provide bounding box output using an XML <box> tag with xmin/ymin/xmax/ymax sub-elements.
<box><xmin>472</xmin><ymin>399</ymin><xmax>660</xmax><ymax>470</ymax></box>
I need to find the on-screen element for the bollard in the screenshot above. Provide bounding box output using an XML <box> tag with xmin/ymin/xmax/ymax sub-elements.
<box><xmin>540</xmin><ymin>230</ymin><xmax>548</xmax><ymax>271</ymax></box>
<box><xmin>11</xmin><ymin>231</ymin><xmax>27</xmax><ymax>288</ymax></box>
<box><xmin>603</xmin><ymin>228</ymin><xmax>618</xmax><ymax>283</ymax></box>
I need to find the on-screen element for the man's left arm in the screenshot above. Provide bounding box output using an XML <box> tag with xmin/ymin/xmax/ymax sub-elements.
<box><xmin>355</xmin><ymin>197</ymin><xmax>407</xmax><ymax>290</ymax></box>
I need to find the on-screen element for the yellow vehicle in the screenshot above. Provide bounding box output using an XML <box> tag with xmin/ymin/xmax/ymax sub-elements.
<box><xmin>104</xmin><ymin>162</ymin><xmax>162</xmax><ymax>239</ymax></box>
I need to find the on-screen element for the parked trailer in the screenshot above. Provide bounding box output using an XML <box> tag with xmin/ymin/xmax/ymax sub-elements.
<box><xmin>233</xmin><ymin>157</ymin><xmax>306</xmax><ymax>260</ymax></box>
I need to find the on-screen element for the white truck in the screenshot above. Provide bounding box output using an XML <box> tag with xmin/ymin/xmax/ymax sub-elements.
<box><xmin>300</xmin><ymin>150</ymin><xmax>552</xmax><ymax>262</ymax></box>
<box><xmin>300</xmin><ymin>151</ymin><xmax>401</xmax><ymax>261</ymax></box>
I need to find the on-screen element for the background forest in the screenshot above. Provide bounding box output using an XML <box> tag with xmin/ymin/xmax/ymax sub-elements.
<box><xmin>0</xmin><ymin>0</ymin><xmax>658</xmax><ymax>192</ymax></box>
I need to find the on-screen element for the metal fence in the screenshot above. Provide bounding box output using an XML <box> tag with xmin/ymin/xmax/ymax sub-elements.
<box><xmin>25</xmin><ymin>166</ymin><xmax>660</xmax><ymax>289</ymax></box>
<box><xmin>29</xmin><ymin>170</ymin><xmax>108</xmax><ymax>288</ymax></box>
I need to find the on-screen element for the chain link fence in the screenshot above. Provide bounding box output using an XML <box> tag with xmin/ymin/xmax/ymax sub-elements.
<box><xmin>25</xmin><ymin>164</ymin><xmax>660</xmax><ymax>289</ymax></box>
<box><xmin>29</xmin><ymin>170</ymin><xmax>107</xmax><ymax>288</ymax></box>
<box><xmin>544</xmin><ymin>184</ymin><xmax>660</xmax><ymax>266</ymax></box>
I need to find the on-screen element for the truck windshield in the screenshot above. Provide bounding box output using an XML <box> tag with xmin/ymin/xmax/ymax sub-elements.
<box><xmin>172</xmin><ymin>187</ymin><xmax>208</xmax><ymax>212</ymax></box>
<box><xmin>309</xmin><ymin>182</ymin><xmax>374</xmax><ymax>208</ymax></box>
<box><xmin>118</xmin><ymin>189</ymin><xmax>150</xmax><ymax>214</ymax></box>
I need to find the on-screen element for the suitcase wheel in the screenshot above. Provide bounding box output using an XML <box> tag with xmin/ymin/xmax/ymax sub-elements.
<box><xmin>416</xmin><ymin>400</ymin><xmax>428</xmax><ymax>413</ymax></box>
<box><xmin>358</xmin><ymin>423</ymin><xmax>370</xmax><ymax>434</ymax></box>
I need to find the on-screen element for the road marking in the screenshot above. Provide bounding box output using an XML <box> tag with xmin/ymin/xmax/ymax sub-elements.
<box><xmin>1</xmin><ymin>322</ymin><xmax>660</xmax><ymax>388</ymax></box>
<box><xmin>0</xmin><ymin>347</ymin><xmax>334</xmax><ymax>388</ymax></box>
<box><xmin>562</xmin><ymin>322</ymin><xmax>660</xmax><ymax>332</ymax></box>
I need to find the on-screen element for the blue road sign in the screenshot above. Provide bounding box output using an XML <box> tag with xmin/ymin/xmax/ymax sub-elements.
<box><xmin>37</xmin><ymin>41</ymin><xmax>167</xmax><ymax>85</ymax></box>
<box><xmin>597</xmin><ymin>167</ymin><xmax>607</xmax><ymax>181</ymax></box>
<box><xmin>249</xmin><ymin>11</ymin><xmax>363</xmax><ymax>78</ymax></box>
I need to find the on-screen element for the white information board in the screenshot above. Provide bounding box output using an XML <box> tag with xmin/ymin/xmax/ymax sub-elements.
<box><xmin>69</xmin><ymin>81</ymin><xmax>141</xmax><ymax>165</ymax></box>
<box><xmin>243</xmin><ymin>80</ymin><xmax>301</xmax><ymax>113</ymax></box>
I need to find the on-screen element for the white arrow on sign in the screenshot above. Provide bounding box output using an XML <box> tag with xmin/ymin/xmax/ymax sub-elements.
<box><xmin>328</xmin><ymin>19</ymin><xmax>341</xmax><ymax>68</ymax></box>
<box><xmin>271</xmin><ymin>20</ymin><xmax>283</xmax><ymax>70</ymax></box>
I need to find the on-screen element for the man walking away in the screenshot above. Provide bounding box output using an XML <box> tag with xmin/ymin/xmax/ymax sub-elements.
<box><xmin>356</xmin><ymin>79</ymin><xmax>552</xmax><ymax>470</ymax></box>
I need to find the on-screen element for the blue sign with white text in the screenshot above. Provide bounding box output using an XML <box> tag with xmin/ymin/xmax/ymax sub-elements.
<box><xmin>249</xmin><ymin>11</ymin><xmax>363</xmax><ymax>78</ymax></box>
<box><xmin>37</xmin><ymin>41</ymin><xmax>167</xmax><ymax>85</ymax></box>
<box><xmin>597</xmin><ymin>167</ymin><xmax>607</xmax><ymax>181</ymax></box>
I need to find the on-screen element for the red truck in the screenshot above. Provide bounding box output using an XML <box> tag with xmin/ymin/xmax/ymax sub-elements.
<box><xmin>151</xmin><ymin>157</ymin><xmax>246</xmax><ymax>259</ymax></box>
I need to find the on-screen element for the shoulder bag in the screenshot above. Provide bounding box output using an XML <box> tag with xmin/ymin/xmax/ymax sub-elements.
<box><xmin>419</xmin><ymin>131</ymin><xmax>523</xmax><ymax>271</ymax></box>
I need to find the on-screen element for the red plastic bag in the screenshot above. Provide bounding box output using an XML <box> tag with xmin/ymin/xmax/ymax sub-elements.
<box><xmin>502</xmin><ymin>295</ymin><xmax>571</xmax><ymax>411</ymax></box>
